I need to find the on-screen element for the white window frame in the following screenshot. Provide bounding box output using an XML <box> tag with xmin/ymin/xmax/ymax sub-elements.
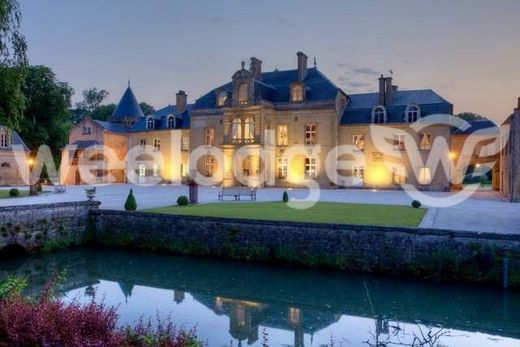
<box><xmin>167</xmin><ymin>115</ymin><xmax>176</xmax><ymax>129</ymax></box>
<box><xmin>181</xmin><ymin>137</ymin><xmax>189</xmax><ymax>151</ymax></box>
<box><xmin>393</xmin><ymin>166</ymin><xmax>407</xmax><ymax>184</ymax></box>
<box><xmin>405</xmin><ymin>104</ymin><xmax>421</xmax><ymax>123</ymax></box>
<box><xmin>153</xmin><ymin>138</ymin><xmax>160</xmax><ymax>151</ymax></box>
<box><xmin>304</xmin><ymin>156</ymin><xmax>317</xmax><ymax>179</ymax></box>
<box><xmin>353</xmin><ymin>134</ymin><xmax>365</xmax><ymax>151</ymax></box>
<box><xmin>353</xmin><ymin>166</ymin><xmax>365</xmax><ymax>186</ymax></box>
<box><xmin>0</xmin><ymin>132</ymin><xmax>8</xmax><ymax>149</ymax></box>
<box><xmin>146</xmin><ymin>116</ymin><xmax>155</xmax><ymax>130</ymax></box>
<box><xmin>204</xmin><ymin>156</ymin><xmax>216</xmax><ymax>177</ymax></box>
<box><xmin>291</xmin><ymin>84</ymin><xmax>304</xmax><ymax>102</ymax></box>
<box><xmin>372</xmin><ymin>106</ymin><xmax>387</xmax><ymax>124</ymax></box>
<box><xmin>217</xmin><ymin>92</ymin><xmax>227</xmax><ymax>107</ymax></box>
<box><xmin>238</xmin><ymin>83</ymin><xmax>248</xmax><ymax>104</ymax></box>
<box><xmin>153</xmin><ymin>163</ymin><xmax>160</xmax><ymax>177</ymax></box>
<box><xmin>305</xmin><ymin>123</ymin><xmax>317</xmax><ymax>145</ymax></box>
<box><xmin>205</xmin><ymin>127</ymin><xmax>215</xmax><ymax>146</ymax></box>
<box><xmin>419</xmin><ymin>133</ymin><xmax>432</xmax><ymax>151</ymax></box>
<box><xmin>243</xmin><ymin>117</ymin><xmax>255</xmax><ymax>142</ymax></box>
<box><xmin>138</xmin><ymin>164</ymin><xmax>146</xmax><ymax>177</ymax></box>
<box><xmin>277</xmin><ymin>156</ymin><xmax>288</xmax><ymax>179</ymax></box>
<box><xmin>139</xmin><ymin>139</ymin><xmax>146</xmax><ymax>149</ymax></box>
<box><xmin>393</xmin><ymin>134</ymin><xmax>406</xmax><ymax>151</ymax></box>
<box><xmin>277</xmin><ymin>124</ymin><xmax>288</xmax><ymax>146</ymax></box>
<box><xmin>418</xmin><ymin>166</ymin><xmax>432</xmax><ymax>185</ymax></box>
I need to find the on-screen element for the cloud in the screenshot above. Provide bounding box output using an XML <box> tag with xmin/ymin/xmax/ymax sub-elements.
<box><xmin>349</xmin><ymin>81</ymin><xmax>371</xmax><ymax>88</ymax></box>
<box><xmin>209</xmin><ymin>16</ymin><xmax>235</xmax><ymax>25</ymax></box>
<box><xmin>350</xmin><ymin>67</ymin><xmax>380</xmax><ymax>76</ymax></box>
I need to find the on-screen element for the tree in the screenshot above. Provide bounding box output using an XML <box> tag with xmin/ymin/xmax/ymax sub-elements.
<box><xmin>456</xmin><ymin>112</ymin><xmax>488</xmax><ymax>121</ymax></box>
<box><xmin>0</xmin><ymin>0</ymin><xmax>28</xmax><ymax>128</ymax></box>
<box><xmin>124</xmin><ymin>189</ymin><xmax>137</xmax><ymax>211</ymax></box>
<box><xmin>19</xmin><ymin>65</ymin><xmax>74</xmax><ymax>157</ymax></box>
<box><xmin>71</xmin><ymin>88</ymin><xmax>110</xmax><ymax>122</ymax></box>
<box><xmin>90</xmin><ymin>103</ymin><xmax>116</xmax><ymax>121</ymax></box>
<box><xmin>139</xmin><ymin>102</ymin><xmax>155</xmax><ymax>115</ymax></box>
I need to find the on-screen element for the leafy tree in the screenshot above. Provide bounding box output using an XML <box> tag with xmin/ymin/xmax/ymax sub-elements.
<box><xmin>124</xmin><ymin>189</ymin><xmax>137</xmax><ymax>211</ymax></box>
<box><xmin>19</xmin><ymin>65</ymin><xmax>74</xmax><ymax>156</ymax></box>
<box><xmin>0</xmin><ymin>0</ymin><xmax>27</xmax><ymax>128</ymax></box>
<box><xmin>139</xmin><ymin>102</ymin><xmax>155</xmax><ymax>115</ymax></box>
<box><xmin>90</xmin><ymin>103</ymin><xmax>116</xmax><ymax>121</ymax></box>
<box><xmin>282</xmin><ymin>191</ymin><xmax>289</xmax><ymax>203</ymax></box>
<box><xmin>71</xmin><ymin>88</ymin><xmax>110</xmax><ymax>122</ymax></box>
<box><xmin>456</xmin><ymin>112</ymin><xmax>488</xmax><ymax>121</ymax></box>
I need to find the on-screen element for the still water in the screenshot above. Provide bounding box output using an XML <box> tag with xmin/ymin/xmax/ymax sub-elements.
<box><xmin>1</xmin><ymin>248</ymin><xmax>519</xmax><ymax>347</ymax></box>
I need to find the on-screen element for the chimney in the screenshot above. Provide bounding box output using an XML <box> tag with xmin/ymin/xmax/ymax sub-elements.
<box><xmin>516</xmin><ymin>96</ymin><xmax>520</xmax><ymax>111</ymax></box>
<box><xmin>378</xmin><ymin>75</ymin><xmax>386</xmax><ymax>105</ymax></box>
<box><xmin>385</xmin><ymin>77</ymin><xmax>393</xmax><ymax>105</ymax></box>
<box><xmin>249</xmin><ymin>57</ymin><xmax>262</xmax><ymax>80</ymax></box>
<box><xmin>297</xmin><ymin>51</ymin><xmax>308</xmax><ymax>81</ymax></box>
<box><xmin>176</xmin><ymin>90</ymin><xmax>187</xmax><ymax>113</ymax></box>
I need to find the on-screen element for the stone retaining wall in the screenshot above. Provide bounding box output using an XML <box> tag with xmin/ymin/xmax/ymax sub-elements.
<box><xmin>0</xmin><ymin>201</ymin><xmax>99</xmax><ymax>252</ymax></box>
<box><xmin>91</xmin><ymin>210</ymin><xmax>520</xmax><ymax>287</ymax></box>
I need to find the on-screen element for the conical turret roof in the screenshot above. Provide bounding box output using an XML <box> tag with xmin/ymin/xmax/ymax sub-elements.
<box><xmin>111</xmin><ymin>84</ymin><xmax>144</xmax><ymax>119</ymax></box>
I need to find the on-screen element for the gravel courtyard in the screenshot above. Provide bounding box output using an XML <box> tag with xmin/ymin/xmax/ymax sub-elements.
<box><xmin>0</xmin><ymin>184</ymin><xmax>518</xmax><ymax>234</ymax></box>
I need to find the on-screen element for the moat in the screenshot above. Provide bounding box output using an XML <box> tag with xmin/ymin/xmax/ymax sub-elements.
<box><xmin>1</xmin><ymin>248</ymin><xmax>519</xmax><ymax>347</ymax></box>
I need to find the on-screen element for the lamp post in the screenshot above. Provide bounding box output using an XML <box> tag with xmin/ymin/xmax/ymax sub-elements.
<box><xmin>28</xmin><ymin>157</ymin><xmax>37</xmax><ymax>196</ymax></box>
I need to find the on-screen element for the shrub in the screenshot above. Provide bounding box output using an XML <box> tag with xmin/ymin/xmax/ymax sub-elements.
<box><xmin>124</xmin><ymin>189</ymin><xmax>137</xmax><ymax>211</ymax></box>
<box><xmin>177</xmin><ymin>195</ymin><xmax>189</xmax><ymax>206</ymax></box>
<box><xmin>8</xmin><ymin>188</ymin><xmax>19</xmax><ymax>197</ymax></box>
<box><xmin>282</xmin><ymin>191</ymin><xmax>289</xmax><ymax>203</ymax></box>
<box><xmin>411</xmin><ymin>200</ymin><xmax>422</xmax><ymax>208</ymax></box>
<box><xmin>36</xmin><ymin>183</ymin><xmax>43</xmax><ymax>193</ymax></box>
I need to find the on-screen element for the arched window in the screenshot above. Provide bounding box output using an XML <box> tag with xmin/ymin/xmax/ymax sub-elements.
<box><xmin>232</xmin><ymin>118</ymin><xmax>242</xmax><ymax>141</ymax></box>
<box><xmin>405</xmin><ymin>104</ymin><xmax>420</xmax><ymax>122</ymax></box>
<box><xmin>146</xmin><ymin>116</ymin><xmax>154</xmax><ymax>130</ymax></box>
<box><xmin>217</xmin><ymin>92</ymin><xmax>228</xmax><ymax>107</ymax></box>
<box><xmin>244</xmin><ymin>117</ymin><xmax>255</xmax><ymax>142</ymax></box>
<box><xmin>291</xmin><ymin>84</ymin><xmax>304</xmax><ymax>102</ymax></box>
<box><xmin>1</xmin><ymin>162</ymin><xmax>10</xmax><ymax>168</ymax></box>
<box><xmin>238</xmin><ymin>83</ymin><xmax>248</xmax><ymax>104</ymax></box>
<box><xmin>372</xmin><ymin>106</ymin><xmax>386</xmax><ymax>124</ymax></box>
<box><xmin>167</xmin><ymin>115</ymin><xmax>176</xmax><ymax>129</ymax></box>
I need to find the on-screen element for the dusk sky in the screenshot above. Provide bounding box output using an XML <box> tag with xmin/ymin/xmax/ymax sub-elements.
<box><xmin>21</xmin><ymin>0</ymin><xmax>520</xmax><ymax>123</ymax></box>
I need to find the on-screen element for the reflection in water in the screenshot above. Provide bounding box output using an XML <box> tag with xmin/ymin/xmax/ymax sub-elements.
<box><xmin>1</xmin><ymin>248</ymin><xmax>519</xmax><ymax>346</ymax></box>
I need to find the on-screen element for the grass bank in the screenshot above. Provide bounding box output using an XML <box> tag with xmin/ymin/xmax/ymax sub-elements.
<box><xmin>0</xmin><ymin>190</ymin><xmax>29</xmax><ymax>199</ymax></box>
<box><xmin>146</xmin><ymin>201</ymin><xmax>426</xmax><ymax>228</ymax></box>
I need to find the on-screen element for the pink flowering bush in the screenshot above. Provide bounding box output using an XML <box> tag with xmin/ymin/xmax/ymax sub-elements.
<box><xmin>0</xmin><ymin>275</ymin><xmax>203</xmax><ymax>347</ymax></box>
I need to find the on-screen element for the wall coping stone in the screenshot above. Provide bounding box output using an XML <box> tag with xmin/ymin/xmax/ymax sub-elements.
<box><xmin>0</xmin><ymin>201</ymin><xmax>100</xmax><ymax>213</ymax></box>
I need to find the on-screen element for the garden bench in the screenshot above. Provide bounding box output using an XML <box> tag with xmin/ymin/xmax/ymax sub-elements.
<box><xmin>218</xmin><ymin>187</ymin><xmax>257</xmax><ymax>201</ymax></box>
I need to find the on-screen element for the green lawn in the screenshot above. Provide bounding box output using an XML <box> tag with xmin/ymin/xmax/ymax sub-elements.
<box><xmin>146</xmin><ymin>202</ymin><xmax>426</xmax><ymax>228</ymax></box>
<box><xmin>0</xmin><ymin>190</ymin><xmax>29</xmax><ymax>199</ymax></box>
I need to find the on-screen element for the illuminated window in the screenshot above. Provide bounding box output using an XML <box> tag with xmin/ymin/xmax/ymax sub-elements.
<box><xmin>291</xmin><ymin>84</ymin><xmax>304</xmax><ymax>102</ymax></box>
<box><xmin>353</xmin><ymin>134</ymin><xmax>364</xmax><ymax>151</ymax></box>
<box><xmin>238</xmin><ymin>83</ymin><xmax>248</xmax><ymax>104</ymax></box>
<box><xmin>353</xmin><ymin>166</ymin><xmax>365</xmax><ymax>180</ymax></box>
<box><xmin>393</xmin><ymin>134</ymin><xmax>405</xmax><ymax>151</ymax></box>
<box><xmin>217</xmin><ymin>92</ymin><xmax>227</xmax><ymax>107</ymax></box>
<box><xmin>205</xmin><ymin>127</ymin><xmax>215</xmax><ymax>146</ymax></box>
<box><xmin>277</xmin><ymin>125</ymin><xmax>288</xmax><ymax>146</ymax></box>
<box><xmin>146</xmin><ymin>116</ymin><xmax>154</xmax><ymax>130</ymax></box>
<box><xmin>138</xmin><ymin>164</ymin><xmax>146</xmax><ymax>177</ymax></box>
<box><xmin>181</xmin><ymin>137</ymin><xmax>189</xmax><ymax>151</ymax></box>
<box><xmin>304</xmin><ymin>156</ymin><xmax>316</xmax><ymax>179</ymax></box>
<box><xmin>419</xmin><ymin>133</ymin><xmax>432</xmax><ymax>151</ymax></box>
<box><xmin>153</xmin><ymin>164</ymin><xmax>160</xmax><ymax>177</ymax></box>
<box><xmin>418</xmin><ymin>167</ymin><xmax>432</xmax><ymax>185</ymax></box>
<box><xmin>288</xmin><ymin>307</ymin><xmax>301</xmax><ymax>325</ymax></box>
<box><xmin>405</xmin><ymin>104</ymin><xmax>420</xmax><ymax>122</ymax></box>
<box><xmin>305</xmin><ymin>124</ymin><xmax>317</xmax><ymax>145</ymax></box>
<box><xmin>231</xmin><ymin>118</ymin><xmax>242</xmax><ymax>142</ymax></box>
<box><xmin>278</xmin><ymin>156</ymin><xmax>288</xmax><ymax>179</ymax></box>
<box><xmin>372</xmin><ymin>106</ymin><xmax>386</xmax><ymax>124</ymax></box>
<box><xmin>139</xmin><ymin>139</ymin><xmax>146</xmax><ymax>149</ymax></box>
<box><xmin>167</xmin><ymin>116</ymin><xmax>176</xmax><ymax>129</ymax></box>
<box><xmin>0</xmin><ymin>132</ymin><xmax>8</xmax><ymax>149</ymax></box>
<box><xmin>244</xmin><ymin>117</ymin><xmax>255</xmax><ymax>142</ymax></box>
<box><xmin>393</xmin><ymin>166</ymin><xmax>406</xmax><ymax>184</ymax></box>
<box><xmin>204</xmin><ymin>156</ymin><xmax>216</xmax><ymax>177</ymax></box>
<box><xmin>154</xmin><ymin>139</ymin><xmax>160</xmax><ymax>151</ymax></box>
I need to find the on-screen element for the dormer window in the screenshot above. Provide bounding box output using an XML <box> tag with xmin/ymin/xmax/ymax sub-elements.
<box><xmin>146</xmin><ymin>116</ymin><xmax>154</xmax><ymax>130</ymax></box>
<box><xmin>405</xmin><ymin>104</ymin><xmax>420</xmax><ymax>122</ymax></box>
<box><xmin>238</xmin><ymin>83</ymin><xmax>248</xmax><ymax>104</ymax></box>
<box><xmin>372</xmin><ymin>106</ymin><xmax>387</xmax><ymax>124</ymax></box>
<box><xmin>291</xmin><ymin>84</ymin><xmax>304</xmax><ymax>102</ymax></box>
<box><xmin>217</xmin><ymin>92</ymin><xmax>228</xmax><ymax>107</ymax></box>
<box><xmin>0</xmin><ymin>132</ymin><xmax>9</xmax><ymax>149</ymax></box>
<box><xmin>167</xmin><ymin>115</ymin><xmax>176</xmax><ymax>129</ymax></box>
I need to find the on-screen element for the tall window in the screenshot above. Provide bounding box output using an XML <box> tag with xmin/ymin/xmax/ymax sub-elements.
<box><xmin>204</xmin><ymin>127</ymin><xmax>215</xmax><ymax>146</ymax></box>
<box><xmin>405</xmin><ymin>104</ymin><xmax>420</xmax><ymax>122</ymax></box>
<box><xmin>231</xmin><ymin>118</ymin><xmax>242</xmax><ymax>141</ymax></box>
<box><xmin>139</xmin><ymin>139</ymin><xmax>146</xmax><ymax>149</ymax></box>
<box><xmin>138</xmin><ymin>164</ymin><xmax>146</xmax><ymax>177</ymax></box>
<box><xmin>0</xmin><ymin>132</ymin><xmax>8</xmax><ymax>149</ymax></box>
<box><xmin>154</xmin><ymin>139</ymin><xmax>160</xmax><ymax>151</ymax></box>
<box><xmin>353</xmin><ymin>134</ymin><xmax>364</xmax><ymax>151</ymax></box>
<box><xmin>291</xmin><ymin>84</ymin><xmax>304</xmax><ymax>102</ymax></box>
<box><xmin>153</xmin><ymin>164</ymin><xmax>160</xmax><ymax>177</ymax></box>
<box><xmin>204</xmin><ymin>156</ymin><xmax>216</xmax><ymax>176</ymax></box>
<box><xmin>305</xmin><ymin>124</ymin><xmax>317</xmax><ymax>145</ymax></box>
<box><xmin>278</xmin><ymin>156</ymin><xmax>288</xmax><ymax>179</ymax></box>
<box><xmin>243</xmin><ymin>117</ymin><xmax>255</xmax><ymax>142</ymax></box>
<box><xmin>277</xmin><ymin>125</ymin><xmax>288</xmax><ymax>146</ymax></box>
<box><xmin>238</xmin><ymin>83</ymin><xmax>248</xmax><ymax>104</ymax></box>
<box><xmin>393</xmin><ymin>166</ymin><xmax>406</xmax><ymax>184</ymax></box>
<box><xmin>418</xmin><ymin>167</ymin><xmax>432</xmax><ymax>185</ymax></box>
<box><xmin>146</xmin><ymin>117</ymin><xmax>154</xmax><ymax>130</ymax></box>
<box><xmin>393</xmin><ymin>134</ymin><xmax>405</xmax><ymax>151</ymax></box>
<box><xmin>304</xmin><ymin>156</ymin><xmax>317</xmax><ymax>179</ymax></box>
<box><xmin>82</xmin><ymin>127</ymin><xmax>91</xmax><ymax>135</ymax></box>
<box><xmin>181</xmin><ymin>137</ymin><xmax>189</xmax><ymax>151</ymax></box>
<box><xmin>372</xmin><ymin>106</ymin><xmax>386</xmax><ymax>124</ymax></box>
<box><xmin>353</xmin><ymin>166</ymin><xmax>365</xmax><ymax>185</ymax></box>
<box><xmin>217</xmin><ymin>92</ymin><xmax>227</xmax><ymax>107</ymax></box>
<box><xmin>419</xmin><ymin>133</ymin><xmax>432</xmax><ymax>150</ymax></box>
<box><xmin>167</xmin><ymin>116</ymin><xmax>176</xmax><ymax>129</ymax></box>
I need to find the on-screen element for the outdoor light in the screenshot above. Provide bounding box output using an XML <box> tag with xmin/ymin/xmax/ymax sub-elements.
<box><xmin>27</xmin><ymin>157</ymin><xmax>35</xmax><ymax>168</ymax></box>
<box><xmin>449</xmin><ymin>152</ymin><xmax>457</xmax><ymax>159</ymax></box>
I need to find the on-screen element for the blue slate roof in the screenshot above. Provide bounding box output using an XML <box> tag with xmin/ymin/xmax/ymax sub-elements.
<box><xmin>193</xmin><ymin>67</ymin><xmax>339</xmax><ymax>110</ymax></box>
<box><xmin>111</xmin><ymin>86</ymin><xmax>145</xmax><ymax>119</ymax></box>
<box><xmin>128</xmin><ymin>104</ymin><xmax>192</xmax><ymax>132</ymax></box>
<box><xmin>93</xmin><ymin>120</ymin><xmax>128</xmax><ymax>134</ymax></box>
<box><xmin>0</xmin><ymin>124</ymin><xmax>29</xmax><ymax>151</ymax></box>
<box><xmin>452</xmin><ymin>119</ymin><xmax>498</xmax><ymax>135</ymax></box>
<box><xmin>71</xmin><ymin>140</ymin><xmax>101</xmax><ymax>149</ymax></box>
<box><xmin>341</xmin><ymin>89</ymin><xmax>453</xmax><ymax>125</ymax></box>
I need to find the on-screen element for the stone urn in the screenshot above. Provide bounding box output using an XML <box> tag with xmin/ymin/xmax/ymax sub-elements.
<box><xmin>85</xmin><ymin>187</ymin><xmax>96</xmax><ymax>201</ymax></box>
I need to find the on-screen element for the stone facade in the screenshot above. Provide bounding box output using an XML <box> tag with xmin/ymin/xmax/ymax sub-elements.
<box><xmin>0</xmin><ymin>125</ymin><xmax>29</xmax><ymax>186</ymax></box>
<box><xmin>500</xmin><ymin>98</ymin><xmax>520</xmax><ymax>201</ymax></box>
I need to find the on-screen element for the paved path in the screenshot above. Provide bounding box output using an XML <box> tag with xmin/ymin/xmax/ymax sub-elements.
<box><xmin>1</xmin><ymin>184</ymin><xmax>519</xmax><ymax>234</ymax></box>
